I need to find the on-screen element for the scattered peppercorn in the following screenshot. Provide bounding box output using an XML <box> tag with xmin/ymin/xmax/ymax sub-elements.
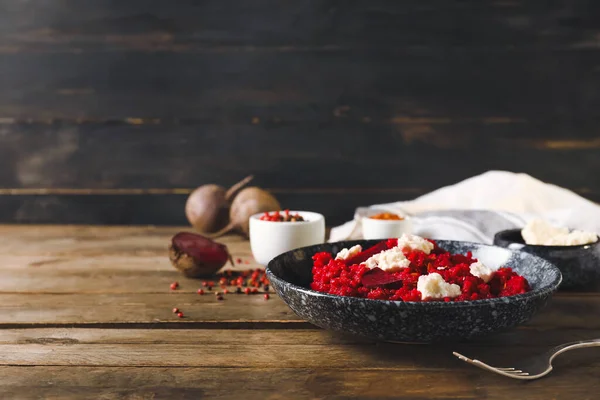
<box><xmin>244</xmin><ymin>287</ymin><xmax>251</xmax><ymax>295</ymax></box>
<box><xmin>177</xmin><ymin>312</ymin><xmax>184</xmax><ymax>318</ymax></box>
<box><xmin>207</xmin><ymin>286</ymin><xmax>213</xmax><ymax>291</ymax></box>
<box><xmin>237</xmin><ymin>258</ymin><xmax>242</xmax><ymax>264</ymax></box>
<box><xmin>219</xmin><ymin>277</ymin><xmax>228</xmax><ymax>286</ymax></box>
<box><xmin>263</xmin><ymin>284</ymin><xmax>269</xmax><ymax>292</ymax></box>
<box><xmin>172</xmin><ymin>307</ymin><xmax>179</xmax><ymax>313</ymax></box>
<box><xmin>197</xmin><ymin>289</ymin><xmax>204</xmax><ymax>295</ymax></box>
<box><xmin>170</xmin><ymin>282</ymin><xmax>179</xmax><ymax>290</ymax></box>
<box><xmin>223</xmin><ymin>289</ymin><xmax>229</xmax><ymax>294</ymax></box>
<box><xmin>252</xmin><ymin>288</ymin><xmax>258</xmax><ymax>294</ymax></box>
<box><xmin>264</xmin><ymin>293</ymin><xmax>270</xmax><ymax>300</ymax></box>
<box><xmin>216</xmin><ymin>294</ymin><xmax>224</xmax><ymax>301</ymax></box>
<box><xmin>236</xmin><ymin>287</ymin><xmax>242</xmax><ymax>294</ymax></box>
<box><xmin>259</xmin><ymin>209</ymin><xmax>305</xmax><ymax>222</ymax></box>
<box><xmin>202</xmin><ymin>281</ymin><xmax>208</xmax><ymax>287</ymax></box>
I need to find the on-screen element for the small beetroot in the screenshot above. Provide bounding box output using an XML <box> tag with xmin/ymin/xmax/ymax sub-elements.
<box><xmin>168</xmin><ymin>232</ymin><xmax>234</xmax><ymax>278</ymax></box>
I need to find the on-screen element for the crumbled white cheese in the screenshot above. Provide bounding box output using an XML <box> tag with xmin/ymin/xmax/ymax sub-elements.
<box><xmin>522</xmin><ymin>219</ymin><xmax>598</xmax><ymax>246</ymax></box>
<box><xmin>364</xmin><ymin>247</ymin><xmax>410</xmax><ymax>272</ymax></box>
<box><xmin>396</xmin><ymin>233</ymin><xmax>434</xmax><ymax>254</ymax></box>
<box><xmin>558</xmin><ymin>230</ymin><xmax>599</xmax><ymax>246</ymax></box>
<box><xmin>335</xmin><ymin>245</ymin><xmax>362</xmax><ymax>260</ymax></box>
<box><xmin>469</xmin><ymin>261</ymin><xmax>495</xmax><ymax>283</ymax></box>
<box><xmin>417</xmin><ymin>273</ymin><xmax>461</xmax><ymax>300</ymax></box>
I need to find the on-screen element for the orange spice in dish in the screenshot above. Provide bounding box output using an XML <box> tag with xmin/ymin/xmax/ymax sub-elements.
<box><xmin>369</xmin><ymin>212</ymin><xmax>404</xmax><ymax>221</ymax></box>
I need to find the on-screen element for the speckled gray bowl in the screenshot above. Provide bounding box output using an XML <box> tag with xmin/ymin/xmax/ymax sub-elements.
<box><xmin>494</xmin><ymin>229</ymin><xmax>600</xmax><ymax>291</ymax></box>
<box><xmin>266</xmin><ymin>240</ymin><xmax>561</xmax><ymax>343</ymax></box>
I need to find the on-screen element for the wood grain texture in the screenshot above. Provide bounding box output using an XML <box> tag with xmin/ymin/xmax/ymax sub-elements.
<box><xmin>3</xmin><ymin>50</ymin><xmax>600</xmax><ymax>121</ymax></box>
<box><xmin>2</xmin><ymin>123</ymin><xmax>600</xmax><ymax>189</ymax></box>
<box><xmin>1</xmin><ymin>292</ymin><xmax>598</xmax><ymax>329</ymax></box>
<box><xmin>0</xmin><ymin>225</ymin><xmax>597</xmax><ymax>398</ymax></box>
<box><xmin>0</xmin><ymin>329</ymin><xmax>598</xmax><ymax>399</ymax></box>
<box><xmin>1</xmin><ymin>0</ymin><xmax>599</xmax><ymax>50</ymax></box>
<box><xmin>1</xmin><ymin>2</ymin><xmax>600</xmax><ymax>224</ymax></box>
<box><xmin>0</xmin><ymin>121</ymin><xmax>599</xmax><ymax>224</ymax></box>
<box><xmin>0</xmin><ymin>192</ymin><xmax>420</xmax><ymax>226</ymax></box>
<box><xmin>1</xmin><ymin>366</ymin><xmax>599</xmax><ymax>400</ymax></box>
<box><xmin>1</xmin><ymin>329</ymin><xmax>599</xmax><ymax>368</ymax></box>
<box><xmin>0</xmin><ymin>226</ymin><xmax>596</xmax><ymax>328</ymax></box>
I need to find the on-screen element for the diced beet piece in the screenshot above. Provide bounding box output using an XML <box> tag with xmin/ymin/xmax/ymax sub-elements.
<box><xmin>361</xmin><ymin>268</ymin><xmax>404</xmax><ymax>288</ymax></box>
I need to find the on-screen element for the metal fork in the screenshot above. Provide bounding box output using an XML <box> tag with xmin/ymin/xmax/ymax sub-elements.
<box><xmin>453</xmin><ymin>338</ymin><xmax>600</xmax><ymax>380</ymax></box>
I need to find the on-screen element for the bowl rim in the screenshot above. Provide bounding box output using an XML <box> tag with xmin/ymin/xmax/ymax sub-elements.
<box><xmin>266</xmin><ymin>239</ymin><xmax>563</xmax><ymax>309</ymax></box>
<box><xmin>361</xmin><ymin>215</ymin><xmax>412</xmax><ymax>224</ymax></box>
<box><xmin>249</xmin><ymin>210</ymin><xmax>325</xmax><ymax>225</ymax></box>
<box><xmin>494</xmin><ymin>228</ymin><xmax>600</xmax><ymax>250</ymax></box>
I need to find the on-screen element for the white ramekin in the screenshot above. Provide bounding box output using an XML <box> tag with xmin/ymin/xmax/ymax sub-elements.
<box><xmin>249</xmin><ymin>211</ymin><xmax>326</xmax><ymax>265</ymax></box>
<box><xmin>361</xmin><ymin>213</ymin><xmax>413</xmax><ymax>240</ymax></box>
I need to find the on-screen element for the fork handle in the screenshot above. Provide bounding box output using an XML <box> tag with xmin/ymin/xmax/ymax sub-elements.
<box><xmin>550</xmin><ymin>338</ymin><xmax>600</xmax><ymax>358</ymax></box>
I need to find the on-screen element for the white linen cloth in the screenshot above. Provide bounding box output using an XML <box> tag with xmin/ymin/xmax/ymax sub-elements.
<box><xmin>329</xmin><ymin>171</ymin><xmax>600</xmax><ymax>244</ymax></box>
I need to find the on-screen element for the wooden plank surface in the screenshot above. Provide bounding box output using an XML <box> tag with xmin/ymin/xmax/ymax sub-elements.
<box><xmin>0</xmin><ymin>329</ymin><xmax>598</xmax><ymax>400</ymax></box>
<box><xmin>1</xmin><ymin>1</ymin><xmax>600</xmax><ymax>225</ymax></box>
<box><xmin>0</xmin><ymin>225</ymin><xmax>598</xmax><ymax>329</ymax></box>
<box><xmin>1</xmin><ymin>293</ymin><xmax>599</xmax><ymax>330</ymax></box>
<box><xmin>1</xmin><ymin>123</ymin><xmax>600</xmax><ymax>189</ymax></box>
<box><xmin>0</xmin><ymin>365</ymin><xmax>598</xmax><ymax>400</ymax></box>
<box><xmin>0</xmin><ymin>225</ymin><xmax>598</xmax><ymax>399</ymax></box>
<box><xmin>2</xmin><ymin>0</ymin><xmax>599</xmax><ymax>50</ymax></box>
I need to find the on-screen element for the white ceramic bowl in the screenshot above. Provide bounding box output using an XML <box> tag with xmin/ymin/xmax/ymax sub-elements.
<box><xmin>362</xmin><ymin>213</ymin><xmax>413</xmax><ymax>240</ymax></box>
<box><xmin>249</xmin><ymin>211</ymin><xmax>326</xmax><ymax>265</ymax></box>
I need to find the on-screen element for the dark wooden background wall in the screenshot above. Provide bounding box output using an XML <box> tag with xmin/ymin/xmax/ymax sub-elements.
<box><xmin>1</xmin><ymin>0</ymin><xmax>599</xmax><ymax>226</ymax></box>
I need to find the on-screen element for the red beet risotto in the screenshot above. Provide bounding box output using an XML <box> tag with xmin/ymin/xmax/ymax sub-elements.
<box><xmin>311</xmin><ymin>237</ymin><xmax>530</xmax><ymax>302</ymax></box>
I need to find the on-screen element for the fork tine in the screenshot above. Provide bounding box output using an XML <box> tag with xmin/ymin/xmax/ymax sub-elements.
<box><xmin>452</xmin><ymin>352</ymin><xmax>471</xmax><ymax>362</ymax></box>
<box><xmin>453</xmin><ymin>352</ymin><xmax>534</xmax><ymax>379</ymax></box>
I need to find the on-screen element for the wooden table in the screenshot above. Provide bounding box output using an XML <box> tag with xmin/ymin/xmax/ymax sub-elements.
<box><xmin>1</xmin><ymin>225</ymin><xmax>598</xmax><ymax>399</ymax></box>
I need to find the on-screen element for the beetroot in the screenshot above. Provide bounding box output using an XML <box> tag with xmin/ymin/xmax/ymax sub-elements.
<box><xmin>361</xmin><ymin>268</ymin><xmax>404</xmax><ymax>288</ymax></box>
<box><xmin>168</xmin><ymin>232</ymin><xmax>234</xmax><ymax>278</ymax></box>
<box><xmin>343</xmin><ymin>241</ymin><xmax>392</xmax><ymax>266</ymax></box>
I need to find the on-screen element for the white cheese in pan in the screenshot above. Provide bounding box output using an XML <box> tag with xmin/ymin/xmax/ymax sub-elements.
<box><xmin>396</xmin><ymin>233</ymin><xmax>434</xmax><ymax>254</ymax></box>
<box><xmin>364</xmin><ymin>247</ymin><xmax>411</xmax><ymax>272</ymax></box>
<box><xmin>469</xmin><ymin>261</ymin><xmax>495</xmax><ymax>283</ymax></box>
<box><xmin>417</xmin><ymin>273</ymin><xmax>461</xmax><ymax>300</ymax></box>
<box><xmin>335</xmin><ymin>245</ymin><xmax>363</xmax><ymax>260</ymax></box>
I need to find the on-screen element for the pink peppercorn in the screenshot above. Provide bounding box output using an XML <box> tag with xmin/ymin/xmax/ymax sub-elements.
<box><xmin>170</xmin><ymin>282</ymin><xmax>179</xmax><ymax>290</ymax></box>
